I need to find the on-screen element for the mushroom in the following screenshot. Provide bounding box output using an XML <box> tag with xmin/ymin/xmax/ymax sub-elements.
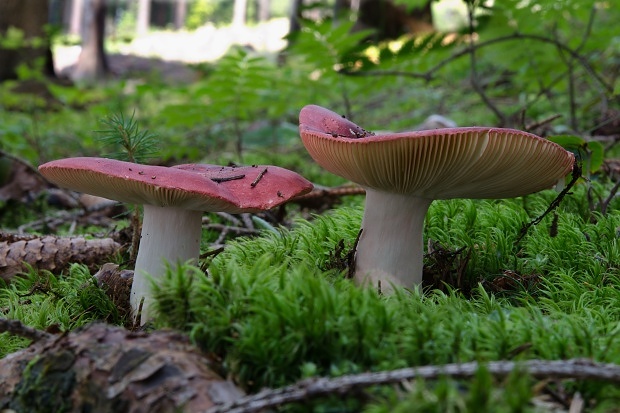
<box><xmin>299</xmin><ymin>104</ymin><xmax>575</xmax><ymax>292</ymax></box>
<box><xmin>39</xmin><ymin>157</ymin><xmax>313</xmax><ymax>323</ymax></box>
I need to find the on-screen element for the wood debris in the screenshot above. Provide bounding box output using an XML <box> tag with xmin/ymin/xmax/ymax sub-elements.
<box><xmin>206</xmin><ymin>359</ymin><xmax>620</xmax><ymax>413</ymax></box>
<box><xmin>0</xmin><ymin>321</ymin><xmax>243</xmax><ymax>412</ymax></box>
<box><xmin>291</xmin><ymin>183</ymin><xmax>365</xmax><ymax>211</ymax></box>
<box><xmin>93</xmin><ymin>263</ymin><xmax>134</xmax><ymax>320</ymax></box>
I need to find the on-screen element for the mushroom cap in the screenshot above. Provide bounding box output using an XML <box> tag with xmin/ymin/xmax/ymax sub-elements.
<box><xmin>300</xmin><ymin>105</ymin><xmax>574</xmax><ymax>199</ymax></box>
<box><xmin>39</xmin><ymin>157</ymin><xmax>313</xmax><ymax>213</ymax></box>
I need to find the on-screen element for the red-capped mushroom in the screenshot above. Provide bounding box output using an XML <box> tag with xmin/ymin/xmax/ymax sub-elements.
<box><xmin>39</xmin><ymin>157</ymin><xmax>313</xmax><ymax>323</ymax></box>
<box><xmin>299</xmin><ymin>104</ymin><xmax>575</xmax><ymax>292</ymax></box>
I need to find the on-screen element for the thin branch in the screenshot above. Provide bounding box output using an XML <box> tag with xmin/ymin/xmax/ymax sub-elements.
<box><xmin>525</xmin><ymin>114</ymin><xmax>563</xmax><ymax>133</ymax></box>
<box><xmin>205</xmin><ymin>224</ymin><xmax>260</xmax><ymax>236</ymax></box>
<box><xmin>250</xmin><ymin>168</ymin><xmax>268</xmax><ymax>188</ymax></box>
<box><xmin>466</xmin><ymin>3</ymin><xmax>507</xmax><ymax>125</ymax></box>
<box><xmin>206</xmin><ymin>358</ymin><xmax>620</xmax><ymax>413</ymax></box>
<box><xmin>511</xmin><ymin>71</ymin><xmax>568</xmax><ymax>124</ymax></box>
<box><xmin>211</xmin><ymin>174</ymin><xmax>246</xmax><ymax>183</ymax></box>
<box><xmin>341</xmin><ymin>68</ymin><xmax>433</xmax><ymax>81</ymax></box>
<box><xmin>0</xmin><ymin>318</ymin><xmax>53</xmax><ymax>342</ymax></box>
<box><xmin>517</xmin><ymin>159</ymin><xmax>582</xmax><ymax>243</ymax></box>
<box><xmin>599</xmin><ymin>179</ymin><xmax>620</xmax><ymax>215</ymax></box>
<box><xmin>553</xmin><ymin>29</ymin><xmax>578</xmax><ymax>131</ymax></box>
<box><xmin>342</xmin><ymin>32</ymin><xmax>613</xmax><ymax>95</ymax></box>
<box><xmin>574</xmin><ymin>6</ymin><xmax>597</xmax><ymax>54</ymax></box>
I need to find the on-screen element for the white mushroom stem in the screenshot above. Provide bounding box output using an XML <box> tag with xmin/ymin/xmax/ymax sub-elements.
<box><xmin>131</xmin><ymin>205</ymin><xmax>203</xmax><ymax>325</ymax></box>
<box><xmin>354</xmin><ymin>189</ymin><xmax>432</xmax><ymax>293</ymax></box>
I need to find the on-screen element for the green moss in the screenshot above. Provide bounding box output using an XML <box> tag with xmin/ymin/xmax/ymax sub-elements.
<box><xmin>10</xmin><ymin>351</ymin><xmax>76</xmax><ymax>413</ymax></box>
<box><xmin>0</xmin><ymin>265</ymin><xmax>122</xmax><ymax>358</ymax></box>
<box><xmin>151</xmin><ymin>181</ymin><xmax>620</xmax><ymax>408</ymax></box>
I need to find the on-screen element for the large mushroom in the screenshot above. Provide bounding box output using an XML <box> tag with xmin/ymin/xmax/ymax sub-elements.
<box><xmin>39</xmin><ymin>157</ymin><xmax>313</xmax><ymax>323</ymax></box>
<box><xmin>299</xmin><ymin>104</ymin><xmax>575</xmax><ymax>292</ymax></box>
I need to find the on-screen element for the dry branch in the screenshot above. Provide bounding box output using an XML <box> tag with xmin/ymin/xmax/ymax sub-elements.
<box><xmin>291</xmin><ymin>184</ymin><xmax>366</xmax><ymax>211</ymax></box>
<box><xmin>0</xmin><ymin>317</ymin><xmax>52</xmax><ymax>342</ymax></box>
<box><xmin>207</xmin><ymin>359</ymin><xmax>620</xmax><ymax>413</ymax></box>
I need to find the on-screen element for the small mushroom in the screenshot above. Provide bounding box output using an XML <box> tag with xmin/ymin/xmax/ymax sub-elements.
<box><xmin>39</xmin><ymin>157</ymin><xmax>313</xmax><ymax>324</ymax></box>
<box><xmin>299</xmin><ymin>104</ymin><xmax>575</xmax><ymax>292</ymax></box>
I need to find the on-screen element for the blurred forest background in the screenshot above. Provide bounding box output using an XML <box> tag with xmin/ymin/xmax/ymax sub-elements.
<box><xmin>1</xmin><ymin>0</ymin><xmax>617</xmax><ymax>168</ymax></box>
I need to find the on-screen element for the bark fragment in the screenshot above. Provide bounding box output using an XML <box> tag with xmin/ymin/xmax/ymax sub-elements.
<box><xmin>0</xmin><ymin>233</ymin><xmax>121</xmax><ymax>282</ymax></box>
<box><xmin>0</xmin><ymin>322</ymin><xmax>243</xmax><ymax>412</ymax></box>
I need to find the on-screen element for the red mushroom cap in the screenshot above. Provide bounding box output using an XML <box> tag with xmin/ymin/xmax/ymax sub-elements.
<box><xmin>39</xmin><ymin>157</ymin><xmax>313</xmax><ymax>213</ymax></box>
<box><xmin>299</xmin><ymin>105</ymin><xmax>575</xmax><ymax>199</ymax></box>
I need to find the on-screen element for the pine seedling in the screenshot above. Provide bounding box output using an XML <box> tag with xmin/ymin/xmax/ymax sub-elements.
<box><xmin>97</xmin><ymin>112</ymin><xmax>158</xmax><ymax>164</ymax></box>
<box><xmin>97</xmin><ymin>112</ymin><xmax>159</xmax><ymax>259</ymax></box>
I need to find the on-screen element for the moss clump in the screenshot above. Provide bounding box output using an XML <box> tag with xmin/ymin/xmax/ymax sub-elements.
<box><xmin>10</xmin><ymin>351</ymin><xmax>76</xmax><ymax>413</ymax></box>
<box><xmin>152</xmin><ymin>183</ymin><xmax>620</xmax><ymax>409</ymax></box>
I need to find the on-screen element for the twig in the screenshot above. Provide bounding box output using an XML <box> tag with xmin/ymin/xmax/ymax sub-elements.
<box><xmin>598</xmin><ymin>180</ymin><xmax>620</xmax><ymax>215</ymax></box>
<box><xmin>211</xmin><ymin>175</ymin><xmax>246</xmax><ymax>183</ymax></box>
<box><xmin>516</xmin><ymin>159</ymin><xmax>582</xmax><ymax>243</ymax></box>
<box><xmin>206</xmin><ymin>358</ymin><xmax>620</xmax><ymax>413</ymax></box>
<box><xmin>293</xmin><ymin>184</ymin><xmax>366</xmax><ymax>201</ymax></box>
<box><xmin>466</xmin><ymin>3</ymin><xmax>507</xmax><ymax>125</ymax></box>
<box><xmin>213</xmin><ymin>226</ymin><xmax>229</xmax><ymax>245</ymax></box>
<box><xmin>200</xmin><ymin>246</ymin><xmax>225</xmax><ymax>259</ymax></box>
<box><xmin>205</xmin><ymin>224</ymin><xmax>260</xmax><ymax>236</ymax></box>
<box><xmin>0</xmin><ymin>318</ymin><xmax>52</xmax><ymax>342</ymax></box>
<box><xmin>552</xmin><ymin>26</ymin><xmax>578</xmax><ymax>131</ymax></box>
<box><xmin>250</xmin><ymin>168</ymin><xmax>268</xmax><ymax>188</ymax></box>
<box><xmin>209</xmin><ymin>212</ymin><xmax>242</xmax><ymax>227</ymax></box>
<box><xmin>346</xmin><ymin>228</ymin><xmax>363</xmax><ymax>279</ymax></box>
<box><xmin>240</xmin><ymin>213</ymin><xmax>255</xmax><ymax>231</ymax></box>
<box><xmin>0</xmin><ymin>149</ymin><xmax>48</xmax><ymax>183</ymax></box>
<box><xmin>341</xmin><ymin>32</ymin><xmax>612</xmax><ymax>94</ymax></box>
<box><xmin>525</xmin><ymin>114</ymin><xmax>563</xmax><ymax>133</ymax></box>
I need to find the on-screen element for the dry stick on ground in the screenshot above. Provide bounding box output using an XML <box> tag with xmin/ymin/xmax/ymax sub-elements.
<box><xmin>293</xmin><ymin>184</ymin><xmax>366</xmax><ymax>201</ymax></box>
<box><xmin>17</xmin><ymin>198</ymin><xmax>121</xmax><ymax>234</ymax></box>
<box><xmin>206</xmin><ymin>359</ymin><xmax>620</xmax><ymax>413</ymax></box>
<box><xmin>0</xmin><ymin>317</ymin><xmax>52</xmax><ymax>342</ymax></box>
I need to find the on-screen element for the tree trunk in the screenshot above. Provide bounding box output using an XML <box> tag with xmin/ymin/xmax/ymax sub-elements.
<box><xmin>0</xmin><ymin>0</ymin><xmax>55</xmax><ymax>81</ymax></box>
<box><xmin>68</xmin><ymin>0</ymin><xmax>84</xmax><ymax>36</ymax></box>
<box><xmin>256</xmin><ymin>0</ymin><xmax>271</xmax><ymax>22</ymax></box>
<box><xmin>137</xmin><ymin>0</ymin><xmax>151</xmax><ymax>35</ymax></box>
<box><xmin>73</xmin><ymin>0</ymin><xmax>109</xmax><ymax>82</ymax></box>
<box><xmin>288</xmin><ymin>0</ymin><xmax>304</xmax><ymax>34</ymax></box>
<box><xmin>352</xmin><ymin>0</ymin><xmax>433</xmax><ymax>41</ymax></box>
<box><xmin>0</xmin><ymin>322</ymin><xmax>243</xmax><ymax>412</ymax></box>
<box><xmin>232</xmin><ymin>0</ymin><xmax>248</xmax><ymax>27</ymax></box>
<box><xmin>173</xmin><ymin>0</ymin><xmax>187</xmax><ymax>30</ymax></box>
